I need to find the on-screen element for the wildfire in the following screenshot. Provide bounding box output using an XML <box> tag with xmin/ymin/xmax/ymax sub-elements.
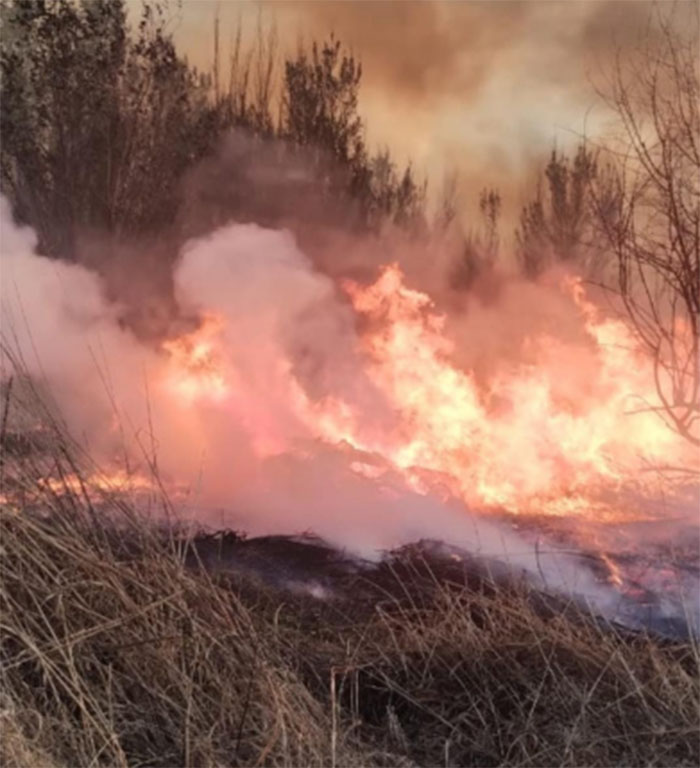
<box><xmin>303</xmin><ymin>265</ymin><xmax>696</xmax><ymax>518</ymax></box>
<box><xmin>39</xmin><ymin>469</ymin><xmax>155</xmax><ymax>496</ymax></box>
<box><xmin>161</xmin><ymin>314</ymin><xmax>230</xmax><ymax>403</ymax></box>
<box><xmin>157</xmin><ymin>264</ymin><xmax>697</xmax><ymax>523</ymax></box>
<box><xmin>0</xmin><ymin>468</ymin><xmax>156</xmax><ymax>509</ymax></box>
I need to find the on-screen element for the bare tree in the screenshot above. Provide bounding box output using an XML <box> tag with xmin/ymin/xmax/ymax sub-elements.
<box><xmin>516</xmin><ymin>146</ymin><xmax>597</xmax><ymax>278</ymax></box>
<box><xmin>435</xmin><ymin>170</ymin><xmax>459</xmax><ymax>233</ymax></box>
<box><xmin>590</xmin><ymin>7</ymin><xmax>699</xmax><ymax>446</ymax></box>
<box><xmin>451</xmin><ymin>188</ymin><xmax>501</xmax><ymax>291</ymax></box>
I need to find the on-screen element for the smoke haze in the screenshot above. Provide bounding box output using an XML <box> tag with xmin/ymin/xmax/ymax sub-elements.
<box><xmin>0</xmin><ymin>196</ymin><xmax>553</xmax><ymax>567</ymax></box>
<box><xmin>164</xmin><ymin>0</ymin><xmax>697</xmax><ymax>225</ymax></box>
<box><xmin>0</xmin><ymin>189</ymin><xmax>696</xmax><ymax>628</ymax></box>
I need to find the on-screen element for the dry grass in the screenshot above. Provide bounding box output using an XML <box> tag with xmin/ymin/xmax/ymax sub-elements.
<box><xmin>0</xmin><ymin>383</ymin><xmax>699</xmax><ymax>767</ymax></box>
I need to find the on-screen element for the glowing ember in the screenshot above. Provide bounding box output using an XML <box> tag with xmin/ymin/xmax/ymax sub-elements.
<box><xmin>39</xmin><ymin>469</ymin><xmax>155</xmax><ymax>496</ymax></box>
<box><xmin>0</xmin><ymin>469</ymin><xmax>156</xmax><ymax>509</ymax></box>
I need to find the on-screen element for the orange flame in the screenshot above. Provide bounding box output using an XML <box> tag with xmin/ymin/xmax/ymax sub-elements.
<box><xmin>303</xmin><ymin>266</ymin><xmax>696</xmax><ymax>518</ymax></box>
<box><xmin>161</xmin><ymin>314</ymin><xmax>230</xmax><ymax>404</ymax></box>
<box><xmin>157</xmin><ymin>265</ymin><xmax>697</xmax><ymax>523</ymax></box>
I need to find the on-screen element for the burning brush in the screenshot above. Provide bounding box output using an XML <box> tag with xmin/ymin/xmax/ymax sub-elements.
<box><xmin>1</xmin><ymin>208</ymin><xmax>698</xmax><ymax>640</ymax></box>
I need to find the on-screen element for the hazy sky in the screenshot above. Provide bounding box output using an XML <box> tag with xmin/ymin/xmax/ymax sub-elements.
<box><xmin>140</xmin><ymin>0</ymin><xmax>695</xmax><ymax>217</ymax></box>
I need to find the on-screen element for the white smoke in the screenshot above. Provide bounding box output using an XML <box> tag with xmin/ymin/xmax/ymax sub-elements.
<box><xmin>0</xmin><ymin>199</ymin><xmax>561</xmax><ymax>558</ymax></box>
<box><xmin>1</xmin><ymin>197</ymin><xmax>696</xmax><ymax>631</ymax></box>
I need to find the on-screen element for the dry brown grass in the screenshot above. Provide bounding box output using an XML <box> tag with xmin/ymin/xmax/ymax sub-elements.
<box><xmin>343</xmin><ymin>581</ymin><xmax>699</xmax><ymax>766</ymax></box>
<box><xmin>0</xmin><ymin>490</ymin><xmax>378</xmax><ymax>767</ymax></box>
<box><xmin>0</xmin><ymin>382</ymin><xmax>698</xmax><ymax>767</ymax></box>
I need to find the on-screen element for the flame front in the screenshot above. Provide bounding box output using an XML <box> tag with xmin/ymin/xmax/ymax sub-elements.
<box><xmin>158</xmin><ymin>264</ymin><xmax>697</xmax><ymax>523</ymax></box>
<box><xmin>315</xmin><ymin>265</ymin><xmax>693</xmax><ymax>518</ymax></box>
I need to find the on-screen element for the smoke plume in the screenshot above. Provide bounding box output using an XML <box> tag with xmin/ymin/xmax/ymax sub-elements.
<box><xmin>1</xmin><ymin>190</ymin><xmax>698</xmax><ymax>629</ymax></box>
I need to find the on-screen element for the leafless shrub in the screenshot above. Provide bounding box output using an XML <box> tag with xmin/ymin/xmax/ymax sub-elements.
<box><xmin>590</xmin><ymin>8</ymin><xmax>699</xmax><ymax>446</ymax></box>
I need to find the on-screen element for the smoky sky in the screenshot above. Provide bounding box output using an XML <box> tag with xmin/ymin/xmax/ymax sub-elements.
<box><xmin>164</xmin><ymin>0</ymin><xmax>695</xmax><ymax>221</ymax></box>
<box><xmin>278</xmin><ymin>1</ymin><xmax>688</xmax><ymax>101</ymax></box>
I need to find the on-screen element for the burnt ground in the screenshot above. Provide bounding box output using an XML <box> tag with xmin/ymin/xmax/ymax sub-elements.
<box><xmin>178</xmin><ymin>530</ymin><xmax>697</xmax><ymax>640</ymax></box>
